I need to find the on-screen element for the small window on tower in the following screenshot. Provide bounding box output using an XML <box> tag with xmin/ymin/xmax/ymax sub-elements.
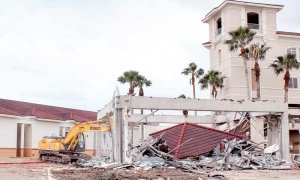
<box><xmin>247</xmin><ymin>12</ymin><xmax>259</xmax><ymax>29</ymax></box>
<box><xmin>216</xmin><ymin>18</ymin><xmax>222</xmax><ymax>35</ymax></box>
<box><xmin>287</xmin><ymin>48</ymin><xmax>297</xmax><ymax>57</ymax></box>
<box><xmin>289</xmin><ymin>77</ymin><xmax>298</xmax><ymax>89</ymax></box>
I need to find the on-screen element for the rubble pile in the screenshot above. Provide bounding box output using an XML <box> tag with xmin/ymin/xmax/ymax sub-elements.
<box><xmin>75</xmin><ymin>156</ymin><xmax>119</xmax><ymax>169</ymax></box>
<box><xmin>130</xmin><ymin>137</ymin><xmax>295</xmax><ymax>173</ymax></box>
<box><xmin>73</xmin><ymin>136</ymin><xmax>297</xmax><ymax>178</ymax></box>
<box><xmin>74</xmin><ymin>136</ymin><xmax>296</xmax><ymax>176</ymax></box>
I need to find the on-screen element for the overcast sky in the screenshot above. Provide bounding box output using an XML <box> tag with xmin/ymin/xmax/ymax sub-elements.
<box><xmin>1</xmin><ymin>0</ymin><xmax>300</xmax><ymax>111</ymax></box>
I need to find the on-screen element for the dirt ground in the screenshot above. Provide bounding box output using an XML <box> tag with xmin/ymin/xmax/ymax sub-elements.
<box><xmin>222</xmin><ymin>169</ymin><xmax>300</xmax><ymax>180</ymax></box>
<box><xmin>0</xmin><ymin>163</ymin><xmax>300</xmax><ymax>180</ymax></box>
<box><xmin>0</xmin><ymin>163</ymin><xmax>63</xmax><ymax>180</ymax></box>
<box><xmin>51</xmin><ymin>167</ymin><xmax>203</xmax><ymax>180</ymax></box>
<box><xmin>51</xmin><ymin>167</ymin><xmax>300</xmax><ymax>180</ymax></box>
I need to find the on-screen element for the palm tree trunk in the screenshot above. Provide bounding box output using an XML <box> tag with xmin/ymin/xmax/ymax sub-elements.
<box><xmin>211</xmin><ymin>86</ymin><xmax>217</xmax><ymax>99</ymax></box>
<box><xmin>213</xmin><ymin>86</ymin><xmax>218</xmax><ymax>99</ymax></box>
<box><xmin>129</xmin><ymin>81</ymin><xmax>134</xmax><ymax>95</ymax></box>
<box><xmin>139</xmin><ymin>87</ymin><xmax>144</xmax><ymax>114</ymax></box>
<box><xmin>284</xmin><ymin>70</ymin><xmax>290</xmax><ymax>103</ymax></box>
<box><xmin>241</xmin><ymin>48</ymin><xmax>250</xmax><ymax>100</ymax></box>
<box><xmin>254</xmin><ymin>60</ymin><xmax>261</xmax><ymax>100</ymax></box>
<box><xmin>192</xmin><ymin>74</ymin><xmax>196</xmax><ymax>99</ymax></box>
<box><xmin>192</xmin><ymin>74</ymin><xmax>197</xmax><ymax>116</ymax></box>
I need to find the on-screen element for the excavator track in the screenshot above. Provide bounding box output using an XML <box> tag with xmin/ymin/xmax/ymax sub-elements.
<box><xmin>40</xmin><ymin>151</ymin><xmax>71</xmax><ymax>164</ymax></box>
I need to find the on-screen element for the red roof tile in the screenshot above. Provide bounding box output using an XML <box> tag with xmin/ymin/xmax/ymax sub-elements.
<box><xmin>0</xmin><ymin>98</ymin><xmax>97</xmax><ymax>122</ymax></box>
<box><xmin>150</xmin><ymin>122</ymin><xmax>242</xmax><ymax>159</ymax></box>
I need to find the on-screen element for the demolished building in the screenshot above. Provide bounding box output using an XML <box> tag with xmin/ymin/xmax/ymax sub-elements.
<box><xmin>96</xmin><ymin>94</ymin><xmax>290</xmax><ymax>164</ymax></box>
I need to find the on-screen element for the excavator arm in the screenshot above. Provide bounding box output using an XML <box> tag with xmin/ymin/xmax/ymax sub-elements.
<box><xmin>62</xmin><ymin>118</ymin><xmax>111</xmax><ymax>151</ymax></box>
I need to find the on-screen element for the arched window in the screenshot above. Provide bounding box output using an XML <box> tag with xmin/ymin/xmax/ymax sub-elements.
<box><xmin>216</xmin><ymin>18</ymin><xmax>222</xmax><ymax>35</ymax></box>
<box><xmin>247</xmin><ymin>12</ymin><xmax>259</xmax><ymax>29</ymax></box>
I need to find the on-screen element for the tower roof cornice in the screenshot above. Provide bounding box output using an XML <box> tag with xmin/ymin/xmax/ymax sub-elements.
<box><xmin>202</xmin><ymin>0</ymin><xmax>283</xmax><ymax>23</ymax></box>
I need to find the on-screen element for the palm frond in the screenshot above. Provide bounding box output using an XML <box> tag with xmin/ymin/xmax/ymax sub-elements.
<box><xmin>117</xmin><ymin>76</ymin><xmax>126</xmax><ymax>83</ymax></box>
<box><xmin>195</xmin><ymin>68</ymin><xmax>204</xmax><ymax>78</ymax></box>
<box><xmin>224</xmin><ymin>26</ymin><xmax>255</xmax><ymax>53</ymax></box>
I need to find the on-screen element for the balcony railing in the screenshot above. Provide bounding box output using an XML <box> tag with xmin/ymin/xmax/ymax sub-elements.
<box><xmin>248</xmin><ymin>23</ymin><xmax>259</xmax><ymax>30</ymax></box>
<box><xmin>216</xmin><ymin>28</ymin><xmax>222</xmax><ymax>35</ymax></box>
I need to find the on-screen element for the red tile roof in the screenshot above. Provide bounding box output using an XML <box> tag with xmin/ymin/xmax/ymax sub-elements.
<box><xmin>150</xmin><ymin>122</ymin><xmax>242</xmax><ymax>159</ymax></box>
<box><xmin>277</xmin><ymin>31</ymin><xmax>300</xmax><ymax>36</ymax></box>
<box><xmin>0</xmin><ymin>98</ymin><xmax>97</xmax><ymax>122</ymax></box>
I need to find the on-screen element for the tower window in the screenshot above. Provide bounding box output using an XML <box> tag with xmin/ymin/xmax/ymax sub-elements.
<box><xmin>216</xmin><ymin>18</ymin><xmax>222</xmax><ymax>35</ymax></box>
<box><xmin>247</xmin><ymin>12</ymin><xmax>259</xmax><ymax>29</ymax></box>
<box><xmin>287</xmin><ymin>48</ymin><xmax>297</xmax><ymax>56</ymax></box>
<box><xmin>289</xmin><ymin>77</ymin><xmax>298</xmax><ymax>89</ymax></box>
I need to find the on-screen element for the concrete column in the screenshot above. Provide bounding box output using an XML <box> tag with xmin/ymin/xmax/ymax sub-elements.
<box><xmin>95</xmin><ymin>132</ymin><xmax>100</xmax><ymax>156</ymax></box>
<box><xmin>112</xmin><ymin>106</ymin><xmax>123</xmax><ymax>164</ymax></box>
<box><xmin>16</xmin><ymin>123</ymin><xmax>24</xmax><ymax>157</ymax></box>
<box><xmin>281</xmin><ymin>111</ymin><xmax>290</xmax><ymax>160</ymax></box>
<box><xmin>221</xmin><ymin>11</ymin><xmax>224</xmax><ymax>35</ymax></box>
<box><xmin>241</xmin><ymin>7</ymin><xmax>246</xmax><ymax>26</ymax></box>
<box><xmin>262</xmin><ymin>9</ymin><xmax>267</xmax><ymax>42</ymax></box>
<box><xmin>141</xmin><ymin>124</ymin><xmax>144</xmax><ymax>141</ymax></box>
<box><xmin>23</xmin><ymin>124</ymin><xmax>32</xmax><ymax>157</ymax></box>
<box><xmin>250</xmin><ymin>117</ymin><xmax>264</xmax><ymax>148</ymax></box>
<box><xmin>212</xmin><ymin>18</ymin><xmax>215</xmax><ymax>40</ymax></box>
<box><xmin>122</xmin><ymin>109</ymin><xmax>131</xmax><ymax>163</ymax></box>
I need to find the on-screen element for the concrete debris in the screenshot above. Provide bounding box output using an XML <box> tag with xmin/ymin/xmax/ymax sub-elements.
<box><xmin>72</xmin><ymin>136</ymin><xmax>297</xmax><ymax>178</ymax></box>
<box><xmin>134</xmin><ymin>156</ymin><xmax>165</xmax><ymax>170</ymax></box>
<box><xmin>129</xmin><ymin>137</ymin><xmax>297</xmax><ymax>173</ymax></box>
<box><xmin>75</xmin><ymin>156</ymin><xmax>117</xmax><ymax>169</ymax></box>
<box><xmin>264</xmin><ymin>144</ymin><xmax>279</xmax><ymax>154</ymax></box>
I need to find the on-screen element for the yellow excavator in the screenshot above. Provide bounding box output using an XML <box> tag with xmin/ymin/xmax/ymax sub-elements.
<box><xmin>38</xmin><ymin>118</ymin><xmax>112</xmax><ymax>164</ymax></box>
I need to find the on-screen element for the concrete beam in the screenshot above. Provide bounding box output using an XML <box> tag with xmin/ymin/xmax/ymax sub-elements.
<box><xmin>122</xmin><ymin>96</ymin><xmax>287</xmax><ymax>112</ymax></box>
<box><xmin>127</xmin><ymin>114</ymin><xmax>223</xmax><ymax>124</ymax></box>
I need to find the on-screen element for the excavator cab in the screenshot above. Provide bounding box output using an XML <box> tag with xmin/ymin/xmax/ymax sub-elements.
<box><xmin>74</xmin><ymin>133</ymin><xmax>85</xmax><ymax>152</ymax></box>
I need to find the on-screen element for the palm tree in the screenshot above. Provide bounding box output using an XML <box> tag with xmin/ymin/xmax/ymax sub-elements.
<box><xmin>181</xmin><ymin>62</ymin><xmax>204</xmax><ymax>99</ymax></box>
<box><xmin>249</xmin><ymin>43</ymin><xmax>270</xmax><ymax>100</ymax></box>
<box><xmin>136</xmin><ymin>75</ymin><xmax>152</xmax><ymax>97</ymax></box>
<box><xmin>117</xmin><ymin>70</ymin><xmax>139</xmax><ymax>95</ymax></box>
<box><xmin>224</xmin><ymin>26</ymin><xmax>256</xmax><ymax>100</ymax></box>
<box><xmin>199</xmin><ymin>70</ymin><xmax>225</xmax><ymax>99</ymax></box>
<box><xmin>136</xmin><ymin>75</ymin><xmax>152</xmax><ymax>114</ymax></box>
<box><xmin>270</xmin><ymin>54</ymin><xmax>300</xmax><ymax>103</ymax></box>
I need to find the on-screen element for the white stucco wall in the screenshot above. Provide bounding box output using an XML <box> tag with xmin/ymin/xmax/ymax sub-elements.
<box><xmin>0</xmin><ymin>115</ymin><xmax>95</xmax><ymax>150</ymax></box>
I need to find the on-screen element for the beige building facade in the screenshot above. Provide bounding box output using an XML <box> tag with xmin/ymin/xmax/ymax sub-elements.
<box><xmin>202</xmin><ymin>0</ymin><xmax>300</xmax><ymax>104</ymax></box>
<box><xmin>203</xmin><ymin>0</ymin><xmax>300</xmax><ymax>155</ymax></box>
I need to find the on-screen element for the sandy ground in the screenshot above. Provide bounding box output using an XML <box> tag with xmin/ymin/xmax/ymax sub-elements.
<box><xmin>0</xmin><ymin>161</ymin><xmax>300</xmax><ymax>180</ymax></box>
